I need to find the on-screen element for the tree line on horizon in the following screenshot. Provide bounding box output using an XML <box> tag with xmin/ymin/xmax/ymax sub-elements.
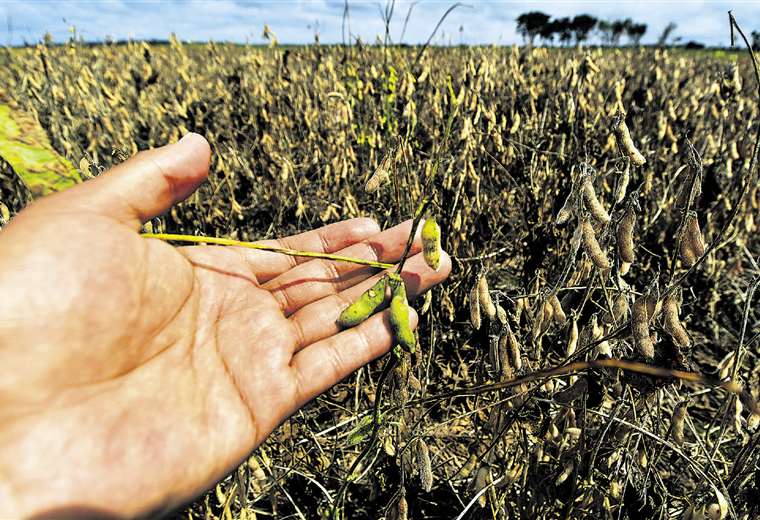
<box><xmin>516</xmin><ymin>12</ymin><xmax>650</xmax><ymax>47</ymax></box>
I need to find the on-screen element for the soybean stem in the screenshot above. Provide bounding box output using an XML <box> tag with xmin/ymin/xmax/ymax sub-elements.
<box><xmin>141</xmin><ymin>233</ymin><xmax>394</xmax><ymax>270</ymax></box>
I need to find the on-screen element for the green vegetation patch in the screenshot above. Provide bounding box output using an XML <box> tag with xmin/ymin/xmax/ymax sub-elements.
<box><xmin>0</xmin><ymin>104</ymin><xmax>79</xmax><ymax>197</ymax></box>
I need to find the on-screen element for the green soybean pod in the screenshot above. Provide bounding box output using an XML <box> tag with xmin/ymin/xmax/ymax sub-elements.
<box><xmin>421</xmin><ymin>217</ymin><xmax>442</xmax><ymax>271</ymax></box>
<box><xmin>389</xmin><ymin>275</ymin><xmax>416</xmax><ymax>353</ymax></box>
<box><xmin>337</xmin><ymin>275</ymin><xmax>388</xmax><ymax>327</ymax></box>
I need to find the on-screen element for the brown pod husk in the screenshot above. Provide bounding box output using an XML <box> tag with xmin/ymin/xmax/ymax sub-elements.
<box><xmin>507</xmin><ymin>324</ymin><xmax>523</xmax><ymax>371</ymax></box>
<box><xmin>613</xmin><ymin>114</ymin><xmax>647</xmax><ymax>166</ymax></box>
<box><xmin>614</xmin><ymin>163</ymin><xmax>630</xmax><ymax>203</ymax></box>
<box><xmin>554</xmin><ymin>378</ymin><xmax>588</xmax><ymax>404</ymax></box>
<box><xmin>684</xmin><ymin>211</ymin><xmax>706</xmax><ymax>258</ymax></box>
<box><xmin>549</xmin><ymin>294</ymin><xmax>567</xmax><ymax>324</ymax></box>
<box><xmin>556</xmin><ymin>187</ymin><xmax>575</xmax><ymax>226</ymax></box>
<box><xmin>678</xmin><ymin>224</ymin><xmax>698</xmax><ymax>267</ymax></box>
<box><xmin>469</xmin><ymin>283</ymin><xmax>482</xmax><ymax>330</ymax></box>
<box><xmin>672</xmin><ymin>401</ymin><xmax>688</xmax><ymax>446</ymax></box>
<box><xmin>645</xmin><ymin>288</ymin><xmax>662</xmax><ymax>323</ymax></box>
<box><xmin>663</xmin><ymin>290</ymin><xmax>690</xmax><ymax>348</ymax></box>
<box><xmin>582</xmin><ymin>177</ymin><xmax>611</xmax><ymax>224</ymax></box>
<box><xmin>617</xmin><ymin>205</ymin><xmax>636</xmax><ymax>264</ymax></box>
<box><xmin>478</xmin><ymin>273</ymin><xmax>497</xmax><ymax>320</ymax></box>
<box><xmin>632</xmin><ymin>294</ymin><xmax>654</xmax><ymax>359</ymax></box>
<box><xmin>566</xmin><ymin>318</ymin><xmax>579</xmax><ymax>356</ymax></box>
<box><xmin>498</xmin><ymin>327</ymin><xmax>514</xmax><ymax>380</ymax></box>
<box><xmin>581</xmin><ymin>218</ymin><xmax>611</xmax><ymax>270</ymax></box>
<box><xmin>417</xmin><ymin>439</ymin><xmax>433</xmax><ymax>492</ymax></box>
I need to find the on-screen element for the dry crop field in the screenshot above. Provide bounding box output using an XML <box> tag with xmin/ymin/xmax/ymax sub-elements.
<box><xmin>1</xmin><ymin>33</ymin><xmax>759</xmax><ymax>519</ymax></box>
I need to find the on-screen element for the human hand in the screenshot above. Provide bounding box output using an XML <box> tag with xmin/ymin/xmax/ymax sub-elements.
<box><xmin>0</xmin><ymin>134</ymin><xmax>451</xmax><ymax>518</ymax></box>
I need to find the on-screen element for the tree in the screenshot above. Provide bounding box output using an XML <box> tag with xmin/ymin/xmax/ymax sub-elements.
<box><xmin>627</xmin><ymin>23</ymin><xmax>647</xmax><ymax>46</ymax></box>
<box><xmin>554</xmin><ymin>17</ymin><xmax>573</xmax><ymax>46</ymax></box>
<box><xmin>657</xmin><ymin>22</ymin><xmax>677</xmax><ymax>47</ymax></box>
<box><xmin>752</xmin><ymin>30</ymin><xmax>760</xmax><ymax>51</ymax></box>
<box><xmin>570</xmin><ymin>14</ymin><xmax>598</xmax><ymax>45</ymax></box>
<box><xmin>611</xmin><ymin>19</ymin><xmax>631</xmax><ymax>46</ymax></box>
<box><xmin>516</xmin><ymin>11</ymin><xmax>551</xmax><ymax>45</ymax></box>
<box><xmin>597</xmin><ymin>20</ymin><xmax>613</xmax><ymax>45</ymax></box>
<box><xmin>538</xmin><ymin>18</ymin><xmax>558</xmax><ymax>45</ymax></box>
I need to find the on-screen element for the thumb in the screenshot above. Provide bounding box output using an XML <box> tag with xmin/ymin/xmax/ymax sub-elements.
<box><xmin>44</xmin><ymin>133</ymin><xmax>211</xmax><ymax>228</ymax></box>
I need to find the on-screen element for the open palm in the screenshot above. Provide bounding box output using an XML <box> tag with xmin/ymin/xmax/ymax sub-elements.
<box><xmin>0</xmin><ymin>134</ymin><xmax>450</xmax><ymax>518</ymax></box>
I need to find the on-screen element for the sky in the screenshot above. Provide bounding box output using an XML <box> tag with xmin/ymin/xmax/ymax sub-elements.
<box><xmin>1</xmin><ymin>1</ymin><xmax>759</xmax><ymax>47</ymax></box>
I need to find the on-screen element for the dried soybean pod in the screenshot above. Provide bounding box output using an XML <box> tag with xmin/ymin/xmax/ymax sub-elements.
<box><xmin>566</xmin><ymin>318</ymin><xmax>579</xmax><ymax>356</ymax></box>
<box><xmin>507</xmin><ymin>324</ymin><xmax>523</xmax><ymax>371</ymax></box>
<box><xmin>365</xmin><ymin>155</ymin><xmax>391</xmax><ymax>193</ymax></box>
<box><xmin>582</xmin><ymin>177</ymin><xmax>611</xmax><ymax>224</ymax></box>
<box><xmin>592</xmin><ymin>314</ymin><xmax>611</xmax><ymax>357</ymax></box>
<box><xmin>617</xmin><ymin>205</ymin><xmax>636</xmax><ymax>264</ymax></box>
<box><xmin>684</xmin><ymin>211</ymin><xmax>706</xmax><ymax>258</ymax></box>
<box><xmin>554</xmin><ymin>378</ymin><xmax>588</xmax><ymax>404</ymax></box>
<box><xmin>556</xmin><ymin>187</ymin><xmax>575</xmax><ymax>226</ymax></box>
<box><xmin>549</xmin><ymin>294</ymin><xmax>567</xmax><ymax>324</ymax></box>
<box><xmin>421</xmin><ymin>217</ymin><xmax>442</xmax><ymax>271</ymax></box>
<box><xmin>672</xmin><ymin>401</ymin><xmax>688</xmax><ymax>446</ymax></box>
<box><xmin>613</xmin><ymin>113</ymin><xmax>646</xmax><ymax>166</ymax></box>
<box><xmin>614</xmin><ymin>163</ymin><xmax>630</xmax><ymax>203</ymax></box>
<box><xmin>678</xmin><ymin>222</ymin><xmax>698</xmax><ymax>267</ymax></box>
<box><xmin>338</xmin><ymin>275</ymin><xmax>389</xmax><ymax>327</ymax></box>
<box><xmin>581</xmin><ymin>217</ymin><xmax>611</xmax><ymax>270</ymax></box>
<box><xmin>389</xmin><ymin>275</ymin><xmax>416</xmax><ymax>353</ymax></box>
<box><xmin>469</xmin><ymin>283</ymin><xmax>482</xmax><ymax>330</ymax></box>
<box><xmin>632</xmin><ymin>294</ymin><xmax>654</xmax><ymax>359</ymax></box>
<box><xmin>498</xmin><ymin>329</ymin><xmax>514</xmax><ymax>380</ymax></box>
<box><xmin>477</xmin><ymin>273</ymin><xmax>497</xmax><ymax>320</ymax></box>
<box><xmin>496</xmin><ymin>303</ymin><xmax>508</xmax><ymax>326</ymax></box>
<box><xmin>608</xmin><ymin>291</ymin><xmax>630</xmax><ymax>324</ymax></box>
<box><xmin>663</xmin><ymin>290</ymin><xmax>690</xmax><ymax>348</ymax></box>
<box><xmin>396</xmin><ymin>491</ymin><xmax>408</xmax><ymax>520</ymax></box>
<box><xmin>645</xmin><ymin>287</ymin><xmax>662</xmax><ymax>323</ymax></box>
<box><xmin>416</xmin><ymin>439</ymin><xmax>433</xmax><ymax>492</ymax></box>
<box><xmin>473</xmin><ymin>465</ymin><xmax>491</xmax><ymax>508</ymax></box>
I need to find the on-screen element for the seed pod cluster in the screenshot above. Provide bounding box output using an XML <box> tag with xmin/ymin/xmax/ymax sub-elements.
<box><xmin>632</xmin><ymin>293</ymin><xmax>654</xmax><ymax>359</ymax></box>
<box><xmin>389</xmin><ymin>274</ymin><xmax>416</xmax><ymax>353</ymax></box>
<box><xmin>581</xmin><ymin>217</ymin><xmax>611</xmax><ymax>270</ymax></box>
<box><xmin>613</xmin><ymin>113</ymin><xmax>646</xmax><ymax>166</ymax></box>
<box><xmin>421</xmin><ymin>217</ymin><xmax>442</xmax><ymax>271</ymax></box>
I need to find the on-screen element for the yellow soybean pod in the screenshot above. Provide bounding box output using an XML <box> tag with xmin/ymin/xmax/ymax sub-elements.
<box><xmin>337</xmin><ymin>275</ymin><xmax>388</xmax><ymax>327</ymax></box>
<box><xmin>389</xmin><ymin>275</ymin><xmax>416</xmax><ymax>353</ymax></box>
<box><xmin>421</xmin><ymin>217</ymin><xmax>442</xmax><ymax>271</ymax></box>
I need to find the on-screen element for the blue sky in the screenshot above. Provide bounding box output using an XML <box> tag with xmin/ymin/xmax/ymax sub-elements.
<box><xmin>2</xmin><ymin>1</ymin><xmax>759</xmax><ymax>47</ymax></box>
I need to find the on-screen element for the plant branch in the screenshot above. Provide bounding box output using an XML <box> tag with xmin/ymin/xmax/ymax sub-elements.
<box><xmin>141</xmin><ymin>233</ymin><xmax>394</xmax><ymax>270</ymax></box>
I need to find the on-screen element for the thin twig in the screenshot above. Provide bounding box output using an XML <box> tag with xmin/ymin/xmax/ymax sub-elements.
<box><xmin>141</xmin><ymin>233</ymin><xmax>394</xmax><ymax>269</ymax></box>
